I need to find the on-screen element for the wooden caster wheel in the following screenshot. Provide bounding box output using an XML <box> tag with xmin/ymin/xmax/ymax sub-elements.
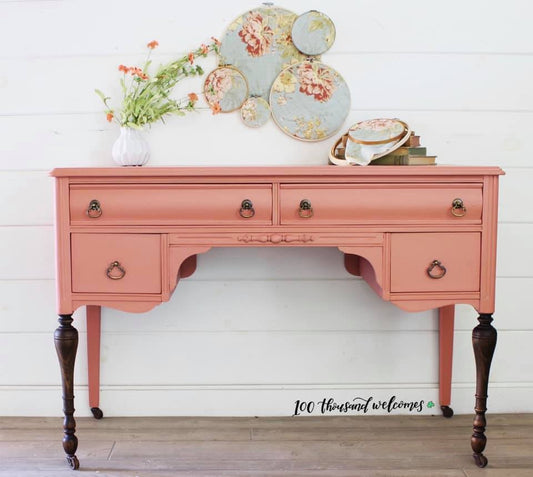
<box><xmin>440</xmin><ymin>405</ymin><xmax>454</xmax><ymax>418</ymax></box>
<box><xmin>91</xmin><ymin>407</ymin><xmax>104</xmax><ymax>419</ymax></box>
<box><xmin>66</xmin><ymin>454</ymin><xmax>80</xmax><ymax>470</ymax></box>
<box><xmin>473</xmin><ymin>453</ymin><xmax>488</xmax><ymax>468</ymax></box>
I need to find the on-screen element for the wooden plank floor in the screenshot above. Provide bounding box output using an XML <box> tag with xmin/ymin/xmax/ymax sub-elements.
<box><xmin>1</xmin><ymin>414</ymin><xmax>532</xmax><ymax>476</ymax></box>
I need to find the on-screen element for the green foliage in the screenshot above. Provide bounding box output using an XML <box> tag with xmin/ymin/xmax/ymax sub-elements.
<box><xmin>96</xmin><ymin>40</ymin><xmax>219</xmax><ymax>128</ymax></box>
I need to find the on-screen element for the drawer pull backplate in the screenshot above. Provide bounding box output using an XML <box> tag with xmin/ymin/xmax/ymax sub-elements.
<box><xmin>451</xmin><ymin>198</ymin><xmax>467</xmax><ymax>217</ymax></box>
<box><xmin>298</xmin><ymin>199</ymin><xmax>314</xmax><ymax>218</ymax></box>
<box><xmin>427</xmin><ymin>260</ymin><xmax>447</xmax><ymax>279</ymax></box>
<box><xmin>239</xmin><ymin>199</ymin><xmax>255</xmax><ymax>218</ymax></box>
<box><xmin>106</xmin><ymin>261</ymin><xmax>126</xmax><ymax>280</ymax></box>
<box><xmin>87</xmin><ymin>199</ymin><xmax>102</xmax><ymax>218</ymax></box>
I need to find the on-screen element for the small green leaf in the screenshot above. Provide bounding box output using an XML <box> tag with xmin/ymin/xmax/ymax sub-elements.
<box><xmin>94</xmin><ymin>89</ymin><xmax>108</xmax><ymax>101</ymax></box>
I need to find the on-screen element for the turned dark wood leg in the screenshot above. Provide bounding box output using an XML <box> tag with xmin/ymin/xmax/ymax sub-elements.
<box><xmin>471</xmin><ymin>313</ymin><xmax>497</xmax><ymax>468</ymax></box>
<box><xmin>54</xmin><ymin>314</ymin><xmax>80</xmax><ymax>470</ymax></box>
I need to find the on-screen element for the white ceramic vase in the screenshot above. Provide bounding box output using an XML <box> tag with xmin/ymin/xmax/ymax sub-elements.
<box><xmin>111</xmin><ymin>127</ymin><xmax>150</xmax><ymax>166</ymax></box>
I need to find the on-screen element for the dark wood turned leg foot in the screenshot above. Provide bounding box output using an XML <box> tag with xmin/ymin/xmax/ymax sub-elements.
<box><xmin>473</xmin><ymin>453</ymin><xmax>488</xmax><ymax>468</ymax></box>
<box><xmin>471</xmin><ymin>313</ymin><xmax>497</xmax><ymax>468</ymax></box>
<box><xmin>54</xmin><ymin>314</ymin><xmax>80</xmax><ymax>470</ymax></box>
<box><xmin>66</xmin><ymin>455</ymin><xmax>80</xmax><ymax>470</ymax></box>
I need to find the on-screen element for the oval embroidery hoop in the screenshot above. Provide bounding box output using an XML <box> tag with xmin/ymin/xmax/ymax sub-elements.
<box><xmin>345</xmin><ymin>119</ymin><xmax>411</xmax><ymax>165</ymax></box>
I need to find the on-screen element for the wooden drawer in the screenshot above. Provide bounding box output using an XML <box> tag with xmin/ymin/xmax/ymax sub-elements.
<box><xmin>390</xmin><ymin>233</ymin><xmax>481</xmax><ymax>293</ymax></box>
<box><xmin>279</xmin><ymin>184</ymin><xmax>482</xmax><ymax>225</ymax></box>
<box><xmin>70</xmin><ymin>184</ymin><xmax>272</xmax><ymax>225</ymax></box>
<box><xmin>71</xmin><ymin>234</ymin><xmax>161</xmax><ymax>294</ymax></box>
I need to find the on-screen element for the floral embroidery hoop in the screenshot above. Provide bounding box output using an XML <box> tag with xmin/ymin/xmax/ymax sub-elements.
<box><xmin>203</xmin><ymin>65</ymin><xmax>249</xmax><ymax>113</ymax></box>
<box><xmin>345</xmin><ymin>118</ymin><xmax>411</xmax><ymax>165</ymax></box>
<box><xmin>218</xmin><ymin>6</ymin><xmax>307</xmax><ymax>100</ymax></box>
<box><xmin>240</xmin><ymin>96</ymin><xmax>271</xmax><ymax>128</ymax></box>
<box><xmin>291</xmin><ymin>10</ymin><xmax>336</xmax><ymax>56</ymax></box>
<box><xmin>269</xmin><ymin>60</ymin><xmax>350</xmax><ymax>142</ymax></box>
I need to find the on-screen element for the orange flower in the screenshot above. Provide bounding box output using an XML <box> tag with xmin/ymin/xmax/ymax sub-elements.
<box><xmin>147</xmin><ymin>40</ymin><xmax>159</xmax><ymax>49</ymax></box>
<box><xmin>106</xmin><ymin>112</ymin><xmax>114</xmax><ymax>122</ymax></box>
<box><xmin>118</xmin><ymin>64</ymin><xmax>130</xmax><ymax>73</ymax></box>
<box><xmin>200</xmin><ymin>43</ymin><xmax>209</xmax><ymax>55</ymax></box>
<box><xmin>211</xmin><ymin>102</ymin><xmax>221</xmax><ymax>115</ymax></box>
<box><xmin>129</xmin><ymin>67</ymin><xmax>146</xmax><ymax>78</ymax></box>
<box><xmin>188</xmin><ymin>92</ymin><xmax>198</xmax><ymax>103</ymax></box>
<box><xmin>211</xmin><ymin>36</ymin><xmax>221</xmax><ymax>46</ymax></box>
<box><xmin>188</xmin><ymin>52</ymin><xmax>194</xmax><ymax>64</ymax></box>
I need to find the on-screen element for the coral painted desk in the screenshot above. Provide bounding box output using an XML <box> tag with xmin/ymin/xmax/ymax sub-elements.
<box><xmin>51</xmin><ymin>165</ymin><xmax>503</xmax><ymax>469</ymax></box>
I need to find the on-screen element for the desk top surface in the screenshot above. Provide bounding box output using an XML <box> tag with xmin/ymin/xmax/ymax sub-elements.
<box><xmin>51</xmin><ymin>165</ymin><xmax>505</xmax><ymax>178</ymax></box>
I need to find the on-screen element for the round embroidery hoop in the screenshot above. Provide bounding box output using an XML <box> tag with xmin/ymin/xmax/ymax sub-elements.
<box><xmin>203</xmin><ymin>66</ymin><xmax>249</xmax><ymax>113</ymax></box>
<box><xmin>240</xmin><ymin>96</ymin><xmax>271</xmax><ymax>128</ymax></box>
<box><xmin>218</xmin><ymin>6</ymin><xmax>306</xmax><ymax>99</ymax></box>
<box><xmin>269</xmin><ymin>60</ymin><xmax>350</xmax><ymax>142</ymax></box>
<box><xmin>291</xmin><ymin>10</ymin><xmax>336</xmax><ymax>56</ymax></box>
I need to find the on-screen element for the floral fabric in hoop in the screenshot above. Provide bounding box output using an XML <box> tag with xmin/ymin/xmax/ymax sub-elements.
<box><xmin>345</xmin><ymin>119</ymin><xmax>410</xmax><ymax>165</ymax></box>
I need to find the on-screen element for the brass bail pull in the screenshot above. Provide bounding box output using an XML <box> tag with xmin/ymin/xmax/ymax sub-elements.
<box><xmin>451</xmin><ymin>198</ymin><xmax>467</xmax><ymax>217</ymax></box>
<box><xmin>427</xmin><ymin>260</ymin><xmax>447</xmax><ymax>279</ymax></box>
<box><xmin>239</xmin><ymin>199</ymin><xmax>255</xmax><ymax>218</ymax></box>
<box><xmin>106</xmin><ymin>261</ymin><xmax>126</xmax><ymax>280</ymax></box>
<box><xmin>87</xmin><ymin>199</ymin><xmax>102</xmax><ymax>218</ymax></box>
<box><xmin>298</xmin><ymin>199</ymin><xmax>314</xmax><ymax>218</ymax></box>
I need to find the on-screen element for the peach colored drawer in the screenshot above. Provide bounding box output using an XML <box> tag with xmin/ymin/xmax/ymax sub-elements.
<box><xmin>71</xmin><ymin>234</ymin><xmax>161</xmax><ymax>293</ymax></box>
<box><xmin>70</xmin><ymin>184</ymin><xmax>272</xmax><ymax>225</ymax></box>
<box><xmin>279</xmin><ymin>184</ymin><xmax>482</xmax><ymax>225</ymax></box>
<box><xmin>390</xmin><ymin>232</ymin><xmax>481</xmax><ymax>293</ymax></box>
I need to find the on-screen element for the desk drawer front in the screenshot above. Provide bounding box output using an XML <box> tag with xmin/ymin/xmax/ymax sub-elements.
<box><xmin>71</xmin><ymin>234</ymin><xmax>161</xmax><ymax>293</ymax></box>
<box><xmin>70</xmin><ymin>184</ymin><xmax>273</xmax><ymax>225</ymax></box>
<box><xmin>279</xmin><ymin>184</ymin><xmax>482</xmax><ymax>224</ymax></box>
<box><xmin>390</xmin><ymin>232</ymin><xmax>480</xmax><ymax>293</ymax></box>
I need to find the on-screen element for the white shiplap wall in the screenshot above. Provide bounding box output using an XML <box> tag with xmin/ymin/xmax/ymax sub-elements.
<box><xmin>1</xmin><ymin>0</ymin><xmax>532</xmax><ymax>417</ymax></box>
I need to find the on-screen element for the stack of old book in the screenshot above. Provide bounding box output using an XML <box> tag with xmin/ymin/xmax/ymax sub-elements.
<box><xmin>370</xmin><ymin>132</ymin><xmax>436</xmax><ymax>166</ymax></box>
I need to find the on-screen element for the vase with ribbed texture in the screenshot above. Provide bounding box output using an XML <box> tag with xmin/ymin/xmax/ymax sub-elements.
<box><xmin>112</xmin><ymin>127</ymin><xmax>150</xmax><ymax>166</ymax></box>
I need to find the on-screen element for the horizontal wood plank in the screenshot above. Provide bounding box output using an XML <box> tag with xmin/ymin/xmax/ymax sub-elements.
<box><xmin>2</xmin><ymin>414</ymin><xmax>531</xmax><ymax>473</ymax></box>
<box><xmin>1</xmin><ymin>0</ymin><xmax>532</xmax><ymax>57</ymax></box>
<box><xmin>2</xmin><ymin>330</ymin><xmax>533</xmax><ymax>386</ymax></box>
<box><xmin>108</xmin><ymin>437</ymin><xmax>533</xmax><ymax>461</ymax></box>
<box><xmin>0</xmin><ymin>330</ymin><xmax>440</xmax><ymax>385</ymax></box>
<box><xmin>1</xmin><ymin>277</ymin><xmax>528</xmax><ymax>335</ymax></box>
<box><xmin>1</xmin><ymin>277</ymin><xmax>529</xmax><ymax>334</ymax></box>
<box><xmin>1</xmin><ymin>111</ymin><xmax>530</xmax><ymax>171</ymax></box>
<box><xmin>2</xmin><ymin>54</ymin><xmax>532</xmax><ymax>115</ymax></box>
<box><xmin>2</xmin><ymin>384</ymin><xmax>532</xmax><ymax>416</ymax></box>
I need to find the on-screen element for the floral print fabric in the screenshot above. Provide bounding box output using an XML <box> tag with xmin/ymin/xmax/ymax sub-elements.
<box><xmin>291</xmin><ymin>10</ymin><xmax>335</xmax><ymax>56</ymax></box>
<box><xmin>296</xmin><ymin>62</ymin><xmax>336</xmax><ymax>103</ymax></box>
<box><xmin>203</xmin><ymin>67</ymin><xmax>248</xmax><ymax>113</ymax></box>
<box><xmin>270</xmin><ymin>61</ymin><xmax>350</xmax><ymax>141</ymax></box>
<box><xmin>240</xmin><ymin>97</ymin><xmax>271</xmax><ymax>128</ymax></box>
<box><xmin>238</xmin><ymin>12</ymin><xmax>274</xmax><ymax>57</ymax></box>
<box><xmin>219</xmin><ymin>7</ymin><xmax>306</xmax><ymax>100</ymax></box>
